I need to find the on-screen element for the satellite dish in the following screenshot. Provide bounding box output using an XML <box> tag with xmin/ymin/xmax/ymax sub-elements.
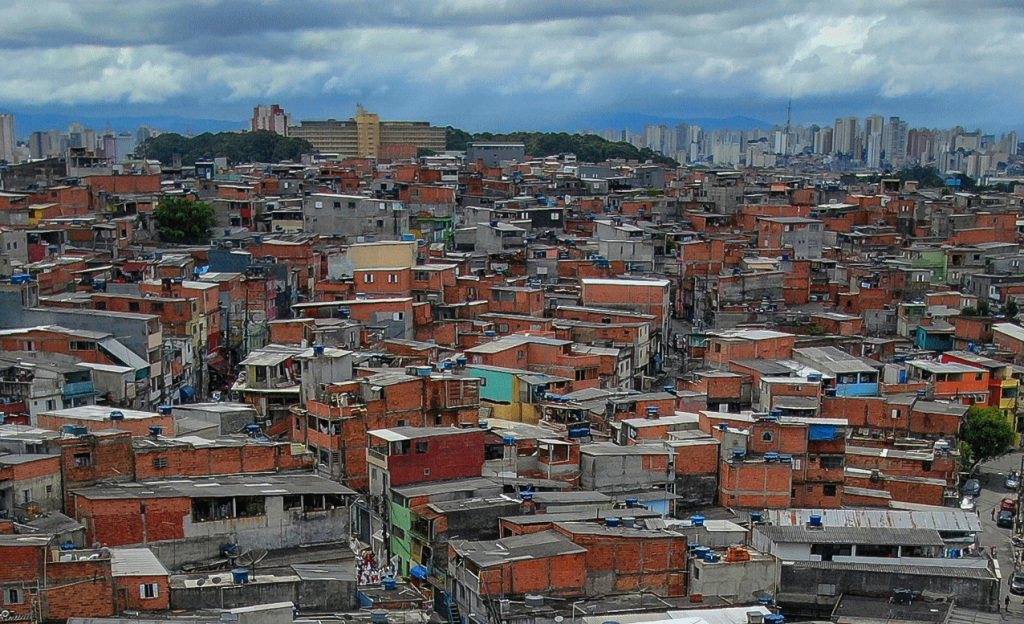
<box><xmin>196</xmin><ymin>578</ymin><xmax>206</xmax><ymax>586</ymax></box>
<box><xmin>211</xmin><ymin>577</ymin><xmax>222</xmax><ymax>584</ymax></box>
<box><xmin>555</xmin><ymin>617</ymin><xmax>564</xmax><ymax>623</ymax></box>
<box><xmin>237</xmin><ymin>548</ymin><xmax>269</xmax><ymax>567</ymax></box>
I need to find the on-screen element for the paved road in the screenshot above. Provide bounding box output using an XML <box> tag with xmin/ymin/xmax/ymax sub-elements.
<box><xmin>974</xmin><ymin>451</ymin><xmax>1023</xmax><ymax>617</ymax></box>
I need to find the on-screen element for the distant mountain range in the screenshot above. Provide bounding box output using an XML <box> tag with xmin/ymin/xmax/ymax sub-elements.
<box><xmin>574</xmin><ymin>112</ymin><xmax>775</xmax><ymax>133</ymax></box>
<box><xmin>11</xmin><ymin>113</ymin><xmax>245</xmax><ymax>138</ymax></box>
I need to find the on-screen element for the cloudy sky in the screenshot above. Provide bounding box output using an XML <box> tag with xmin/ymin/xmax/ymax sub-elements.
<box><xmin>1</xmin><ymin>0</ymin><xmax>1021</xmax><ymax>133</ymax></box>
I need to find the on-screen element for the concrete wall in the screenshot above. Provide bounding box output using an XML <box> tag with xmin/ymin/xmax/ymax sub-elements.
<box><xmin>171</xmin><ymin>574</ymin><xmax>357</xmax><ymax>611</ymax></box>
<box><xmin>149</xmin><ymin>499</ymin><xmax>350</xmax><ymax>569</ymax></box>
<box><xmin>688</xmin><ymin>557</ymin><xmax>777</xmax><ymax>601</ymax></box>
<box><xmin>779</xmin><ymin>562</ymin><xmax>998</xmax><ymax>613</ymax></box>
<box><xmin>579</xmin><ymin>452</ymin><xmax>675</xmax><ymax>492</ymax></box>
<box><xmin>673</xmin><ymin>473</ymin><xmax>718</xmax><ymax>509</ymax></box>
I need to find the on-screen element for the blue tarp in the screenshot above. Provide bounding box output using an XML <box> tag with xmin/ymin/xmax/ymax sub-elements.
<box><xmin>410</xmin><ymin>565</ymin><xmax>428</xmax><ymax>580</ymax></box>
<box><xmin>808</xmin><ymin>424</ymin><xmax>838</xmax><ymax>441</ymax></box>
<box><xmin>179</xmin><ymin>385</ymin><xmax>197</xmax><ymax>401</ymax></box>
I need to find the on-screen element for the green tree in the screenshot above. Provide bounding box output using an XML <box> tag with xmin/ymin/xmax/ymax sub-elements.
<box><xmin>154</xmin><ymin>198</ymin><xmax>216</xmax><ymax>245</ymax></box>
<box><xmin>978</xmin><ymin>300</ymin><xmax>991</xmax><ymax>316</ymax></box>
<box><xmin>141</xmin><ymin>131</ymin><xmax>314</xmax><ymax>165</ymax></box>
<box><xmin>1004</xmin><ymin>300</ymin><xmax>1019</xmax><ymax>318</ymax></box>
<box><xmin>960</xmin><ymin>405</ymin><xmax>1016</xmax><ymax>471</ymax></box>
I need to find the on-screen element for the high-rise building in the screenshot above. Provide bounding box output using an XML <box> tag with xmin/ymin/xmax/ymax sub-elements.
<box><xmin>289</xmin><ymin>106</ymin><xmax>445</xmax><ymax>159</ymax></box>
<box><xmin>907</xmin><ymin>128</ymin><xmax>933</xmax><ymax>164</ymax></box>
<box><xmin>0</xmin><ymin>113</ymin><xmax>16</xmax><ymax>164</ymax></box>
<box><xmin>832</xmin><ymin>117</ymin><xmax>858</xmax><ymax>156</ymax></box>
<box><xmin>28</xmin><ymin>129</ymin><xmax>61</xmax><ymax>160</ymax></box>
<box><xmin>813</xmin><ymin>127</ymin><xmax>833</xmax><ymax>154</ymax></box>
<box><xmin>252</xmin><ymin>104</ymin><xmax>292</xmax><ymax>135</ymax></box>
<box><xmin>883</xmin><ymin>117</ymin><xmax>909</xmax><ymax>167</ymax></box>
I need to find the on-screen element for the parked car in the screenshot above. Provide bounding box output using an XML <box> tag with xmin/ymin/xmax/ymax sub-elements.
<box><xmin>1002</xmin><ymin>498</ymin><xmax>1018</xmax><ymax>513</ymax></box>
<box><xmin>998</xmin><ymin>510</ymin><xmax>1015</xmax><ymax>528</ymax></box>
<box><xmin>1007</xmin><ymin>472</ymin><xmax>1020</xmax><ymax>490</ymax></box>
<box><xmin>1011</xmin><ymin>571</ymin><xmax>1024</xmax><ymax>595</ymax></box>
<box><xmin>960</xmin><ymin>495</ymin><xmax>977</xmax><ymax>512</ymax></box>
<box><xmin>962</xmin><ymin>478</ymin><xmax>982</xmax><ymax>497</ymax></box>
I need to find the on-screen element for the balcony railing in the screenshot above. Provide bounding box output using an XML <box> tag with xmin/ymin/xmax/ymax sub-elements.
<box><xmin>63</xmin><ymin>381</ymin><xmax>97</xmax><ymax>398</ymax></box>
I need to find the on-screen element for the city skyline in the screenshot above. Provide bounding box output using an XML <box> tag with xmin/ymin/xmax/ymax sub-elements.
<box><xmin>2</xmin><ymin>1</ymin><xmax>1024</xmax><ymax>133</ymax></box>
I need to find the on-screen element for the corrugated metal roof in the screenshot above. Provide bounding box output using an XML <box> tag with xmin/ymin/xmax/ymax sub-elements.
<box><xmin>788</xmin><ymin>559</ymin><xmax>995</xmax><ymax>579</ymax></box>
<box><xmin>758</xmin><ymin>525</ymin><xmax>945</xmax><ymax>546</ymax></box>
<box><xmin>110</xmin><ymin>548</ymin><xmax>169</xmax><ymax>577</ymax></box>
<box><xmin>767</xmin><ymin>508</ymin><xmax>982</xmax><ymax>532</ymax></box>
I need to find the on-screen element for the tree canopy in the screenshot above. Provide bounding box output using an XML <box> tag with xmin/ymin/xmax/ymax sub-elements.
<box><xmin>141</xmin><ymin>131</ymin><xmax>314</xmax><ymax>166</ymax></box>
<box><xmin>959</xmin><ymin>405</ymin><xmax>1016</xmax><ymax>470</ymax></box>
<box><xmin>445</xmin><ymin>126</ymin><xmax>679</xmax><ymax>166</ymax></box>
<box><xmin>154</xmin><ymin>198</ymin><xmax>217</xmax><ymax>245</ymax></box>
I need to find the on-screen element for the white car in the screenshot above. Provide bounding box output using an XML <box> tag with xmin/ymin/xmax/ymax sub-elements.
<box><xmin>960</xmin><ymin>495</ymin><xmax>977</xmax><ymax>512</ymax></box>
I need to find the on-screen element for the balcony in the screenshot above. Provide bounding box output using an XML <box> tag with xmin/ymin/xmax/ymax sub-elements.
<box><xmin>63</xmin><ymin>380</ymin><xmax>97</xmax><ymax>398</ymax></box>
<box><xmin>367</xmin><ymin>446</ymin><xmax>389</xmax><ymax>467</ymax></box>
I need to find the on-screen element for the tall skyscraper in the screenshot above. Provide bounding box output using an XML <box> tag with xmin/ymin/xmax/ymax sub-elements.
<box><xmin>0</xmin><ymin>113</ymin><xmax>16</xmax><ymax>164</ymax></box>
<box><xmin>884</xmin><ymin>117</ymin><xmax>909</xmax><ymax>168</ymax></box>
<box><xmin>832</xmin><ymin>117</ymin><xmax>858</xmax><ymax>156</ymax></box>
<box><xmin>252</xmin><ymin>104</ymin><xmax>293</xmax><ymax>136</ymax></box>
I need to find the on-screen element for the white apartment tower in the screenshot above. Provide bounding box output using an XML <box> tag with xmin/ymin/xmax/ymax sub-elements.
<box><xmin>0</xmin><ymin>113</ymin><xmax>16</xmax><ymax>164</ymax></box>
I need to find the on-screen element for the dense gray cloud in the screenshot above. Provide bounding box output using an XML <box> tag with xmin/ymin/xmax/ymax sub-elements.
<box><xmin>1</xmin><ymin>0</ymin><xmax>1021</xmax><ymax>129</ymax></box>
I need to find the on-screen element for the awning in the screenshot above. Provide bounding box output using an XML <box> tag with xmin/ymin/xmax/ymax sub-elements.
<box><xmin>410</xmin><ymin>565</ymin><xmax>428</xmax><ymax>580</ymax></box>
<box><xmin>207</xmin><ymin>353</ymin><xmax>229</xmax><ymax>374</ymax></box>
<box><xmin>179</xmin><ymin>385</ymin><xmax>197</xmax><ymax>401</ymax></box>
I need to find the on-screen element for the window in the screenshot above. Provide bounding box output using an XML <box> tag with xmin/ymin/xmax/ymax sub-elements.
<box><xmin>348</xmin><ymin>201</ymin><xmax>356</xmax><ymax>209</ymax></box>
<box><xmin>46</xmin><ymin>400</ymin><xmax>56</xmax><ymax>411</ymax></box>
<box><xmin>805</xmin><ymin>485</ymin><xmax>815</xmax><ymax>492</ymax></box>
<box><xmin>150</xmin><ymin>302</ymin><xmax>164</xmax><ymax>312</ymax></box>
<box><xmin>129</xmin><ymin>301</ymin><xmax>140</xmax><ymax>312</ymax></box>
<box><xmin>74</xmin><ymin>452</ymin><xmax>93</xmax><ymax>467</ymax></box>
<box><xmin>388</xmin><ymin>273</ymin><xmax>399</xmax><ymax>284</ymax></box>
<box><xmin>45</xmin><ymin>485</ymin><xmax>52</xmax><ymax>495</ymax></box>
<box><xmin>823</xmin><ymin>484</ymin><xmax>838</xmax><ymax>496</ymax></box>
<box><xmin>415</xmin><ymin>272</ymin><xmax>429</xmax><ymax>281</ymax></box>
<box><xmin>70</xmin><ymin>341</ymin><xmax>95</xmax><ymax>351</ymax></box>
<box><xmin>761</xmin><ymin>431</ymin><xmax>774</xmax><ymax>442</ymax></box>
<box><xmin>415</xmin><ymin>441</ymin><xmax>429</xmax><ymax>454</ymax></box>
<box><xmin>153</xmin><ymin>457</ymin><xmax>169</xmax><ymax>469</ymax></box>
<box><xmin>393</xmin><ymin>312</ymin><xmax>404</xmax><ymax>321</ymax></box>
<box><xmin>140</xmin><ymin>583</ymin><xmax>159</xmax><ymax>599</ymax></box>
<box><xmin>22</xmin><ymin>490</ymin><xmax>30</xmax><ymax>504</ymax></box>
<box><xmin>364</xmin><ymin>274</ymin><xmax>375</xmax><ymax>283</ymax></box>
<box><xmin>5</xmin><ymin>589</ymin><xmax>24</xmax><ymax>605</ymax></box>
<box><xmin>95</xmin><ymin>301</ymin><xmax>107</xmax><ymax>310</ymax></box>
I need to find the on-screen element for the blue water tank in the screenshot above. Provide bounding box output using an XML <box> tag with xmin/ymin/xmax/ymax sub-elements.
<box><xmin>605</xmin><ymin>517</ymin><xmax>621</xmax><ymax>527</ymax></box>
<box><xmin>149</xmin><ymin>425</ymin><xmax>164</xmax><ymax>437</ymax></box>
<box><xmin>383</xmin><ymin>576</ymin><xmax>397</xmax><ymax>590</ymax></box>
<box><xmin>313</xmin><ymin>343</ymin><xmax>325</xmax><ymax>355</ymax></box>
<box><xmin>231</xmin><ymin>568</ymin><xmax>250</xmax><ymax>584</ymax></box>
<box><xmin>809</xmin><ymin>514</ymin><xmax>823</xmax><ymax>527</ymax></box>
<box><xmin>690</xmin><ymin>515</ymin><xmax>705</xmax><ymax>527</ymax></box>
